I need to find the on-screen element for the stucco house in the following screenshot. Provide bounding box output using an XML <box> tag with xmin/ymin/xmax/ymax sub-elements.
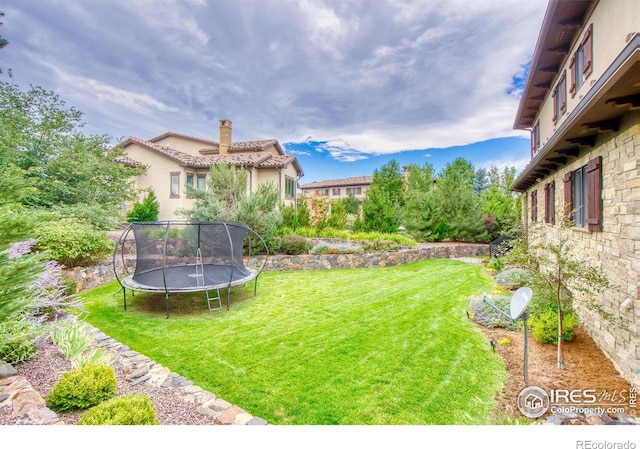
<box><xmin>512</xmin><ymin>0</ymin><xmax>639</xmax><ymax>386</ymax></box>
<box><xmin>118</xmin><ymin>120</ymin><xmax>304</xmax><ymax>220</ymax></box>
<box><xmin>299</xmin><ymin>176</ymin><xmax>372</xmax><ymax>201</ymax></box>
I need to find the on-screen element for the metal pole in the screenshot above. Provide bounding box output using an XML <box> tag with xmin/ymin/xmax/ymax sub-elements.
<box><xmin>523</xmin><ymin>311</ymin><xmax>529</xmax><ymax>385</ymax></box>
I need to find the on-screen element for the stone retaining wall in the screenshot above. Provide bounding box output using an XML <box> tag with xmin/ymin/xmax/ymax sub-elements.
<box><xmin>65</xmin><ymin>243</ymin><xmax>490</xmax><ymax>292</ymax></box>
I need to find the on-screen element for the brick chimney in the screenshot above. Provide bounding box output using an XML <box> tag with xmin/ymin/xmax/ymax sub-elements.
<box><xmin>219</xmin><ymin>119</ymin><xmax>232</xmax><ymax>155</ymax></box>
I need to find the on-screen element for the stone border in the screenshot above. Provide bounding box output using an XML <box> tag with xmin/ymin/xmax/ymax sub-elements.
<box><xmin>0</xmin><ymin>326</ymin><xmax>267</xmax><ymax>426</ymax></box>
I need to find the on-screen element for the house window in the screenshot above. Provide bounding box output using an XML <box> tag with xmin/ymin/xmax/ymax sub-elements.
<box><xmin>552</xmin><ymin>71</ymin><xmax>567</xmax><ymax>124</ymax></box>
<box><xmin>285</xmin><ymin>177</ymin><xmax>296</xmax><ymax>199</ymax></box>
<box><xmin>347</xmin><ymin>187</ymin><xmax>362</xmax><ymax>195</ymax></box>
<box><xmin>565</xmin><ymin>156</ymin><xmax>602</xmax><ymax>231</ymax></box>
<box><xmin>197</xmin><ymin>174</ymin><xmax>207</xmax><ymax>190</ymax></box>
<box><xmin>316</xmin><ymin>189</ymin><xmax>329</xmax><ymax>196</ymax></box>
<box><xmin>530</xmin><ymin>190</ymin><xmax>537</xmax><ymax>222</ymax></box>
<box><xmin>544</xmin><ymin>181</ymin><xmax>555</xmax><ymax>225</ymax></box>
<box><xmin>570</xmin><ymin>24</ymin><xmax>593</xmax><ymax>97</ymax></box>
<box><xmin>332</xmin><ymin>188</ymin><xmax>341</xmax><ymax>196</ymax></box>
<box><xmin>170</xmin><ymin>172</ymin><xmax>180</xmax><ymax>198</ymax></box>
<box><xmin>186</xmin><ymin>173</ymin><xmax>194</xmax><ymax>188</ymax></box>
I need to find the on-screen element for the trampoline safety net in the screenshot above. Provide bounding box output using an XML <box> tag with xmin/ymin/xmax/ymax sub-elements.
<box><xmin>113</xmin><ymin>221</ymin><xmax>268</xmax><ymax>317</ymax></box>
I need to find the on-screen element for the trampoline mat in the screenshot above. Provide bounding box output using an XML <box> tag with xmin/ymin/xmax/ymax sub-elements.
<box><xmin>122</xmin><ymin>264</ymin><xmax>257</xmax><ymax>292</ymax></box>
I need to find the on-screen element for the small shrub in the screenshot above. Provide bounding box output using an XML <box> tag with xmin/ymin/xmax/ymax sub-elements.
<box><xmin>34</xmin><ymin>219</ymin><xmax>114</xmax><ymax>267</ymax></box>
<box><xmin>126</xmin><ymin>189</ymin><xmax>160</xmax><ymax>223</ymax></box>
<box><xmin>277</xmin><ymin>235</ymin><xmax>313</xmax><ymax>255</ymax></box>
<box><xmin>50</xmin><ymin>321</ymin><xmax>113</xmax><ymax>369</ymax></box>
<box><xmin>46</xmin><ymin>364</ymin><xmax>117</xmax><ymax>412</ymax></box>
<box><xmin>0</xmin><ymin>318</ymin><xmax>43</xmax><ymax>364</ymax></box>
<box><xmin>496</xmin><ymin>268</ymin><xmax>532</xmax><ymax>290</ymax></box>
<box><xmin>78</xmin><ymin>394</ymin><xmax>158</xmax><ymax>425</ymax></box>
<box><xmin>51</xmin><ymin>322</ymin><xmax>93</xmax><ymax>364</ymax></box>
<box><xmin>529</xmin><ymin>308</ymin><xmax>578</xmax><ymax>345</ymax></box>
<box><xmin>498</xmin><ymin>338</ymin><xmax>511</xmax><ymax>347</ymax></box>
<box><xmin>469</xmin><ymin>295</ymin><xmax>521</xmax><ymax>331</ymax></box>
<box><xmin>487</xmin><ymin>257</ymin><xmax>504</xmax><ymax>272</ymax></box>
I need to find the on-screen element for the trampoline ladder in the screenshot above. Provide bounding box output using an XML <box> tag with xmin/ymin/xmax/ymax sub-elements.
<box><xmin>206</xmin><ymin>288</ymin><xmax>223</xmax><ymax>318</ymax></box>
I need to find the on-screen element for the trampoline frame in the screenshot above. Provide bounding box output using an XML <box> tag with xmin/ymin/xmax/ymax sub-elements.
<box><xmin>112</xmin><ymin>221</ymin><xmax>269</xmax><ymax>318</ymax></box>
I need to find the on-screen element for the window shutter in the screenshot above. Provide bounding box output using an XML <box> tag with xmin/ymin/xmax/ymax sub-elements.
<box><xmin>586</xmin><ymin>156</ymin><xmax>602</xmax><ymax>231</ymax></box>
<box><xmin>531</xmin><ymin>190</ymin><xmax>537</xmax><ymax>222</ymax></box>
<box><xmin>552</xmin><ymin>89</ymin><xmax>558</xmax><ymax>124</ymax></box>
<box><xmin>560</xmin><ymin>72</ymin><xmax>567</xmax><ymax>114</ymax></box>
<box><xmin>549</xmin><ymin>181</ymin><xmax>555</xmax><ymax>224</ymax></box>
<box><xmin>544</xmin><ymin>183</ymin><xmax>550</xmax><ymax>223</ymax></box>
<box><xmin>583</xmin><ymin>24</ymin><xmax>593</xmax><ymax>79</ymax></box>
<box><xmin>569</xmin><ymin>56</ymin><xmax>577</xmax><ymax>97</ymax></box>
<box><xmin>563</xmin><ymin>171</ymin><xmax>573</xmax><ymax>222</ymax></box>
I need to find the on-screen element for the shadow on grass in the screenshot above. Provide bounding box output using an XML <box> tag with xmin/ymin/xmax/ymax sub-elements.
<box><xmin>124</xmin><ymin>284</ymin><xmax>257</xmax><ymax>318</ymax></box>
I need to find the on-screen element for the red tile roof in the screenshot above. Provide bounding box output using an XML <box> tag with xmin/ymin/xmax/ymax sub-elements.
<box><xmin>300</xmin><ymin>176</ymin><xmax>372</xmax><ymax>189</ymax></box>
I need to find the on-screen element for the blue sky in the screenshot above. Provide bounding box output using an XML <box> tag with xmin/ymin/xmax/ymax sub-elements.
<box><xmin>1</xmin><ymin>0</ymin><xmax>548</xmax><ymax>183</ymax></box>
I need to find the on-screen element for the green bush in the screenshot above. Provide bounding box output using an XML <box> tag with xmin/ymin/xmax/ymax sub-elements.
<box><xmin>277</xmin><ymin>235</ymin><xmax>313</xmax><ymax>255</ymax></box>
<box><xmin>78</xmin><ymin>394</ymin><xmax>158</xmax><ymax>425</ymax></box>
<box><xmin>469</xmin><ymin>295</ymin><xmax>521</xmax><ymax>331</ymax></box>
<box><xmin>529</xmin><ymin>308</ymin><xmax>578</xmax><ymax>345</ymax></box>
<box><xmin>126</xmin><ymin>189</ymin><xmax>160</xmax><ymax>223</ymax></box>
<box><xmin>46</xmin><ymin>364</ymin><xmax>117</xmax><ymax>412</ymax></box>
<box><xmin>0</xmin><ymin>318</ymin><xmax>43</xmax><ymax>364</ymax></box>
<box><xmin>495</xmin><ymin>268</ymin><xmax>532</xmax><ymax>290</ymax></box>
<box><xmin>34</xmin><ymin>218</ymin><xmax>114</xmax><ymax>267</ymax></box>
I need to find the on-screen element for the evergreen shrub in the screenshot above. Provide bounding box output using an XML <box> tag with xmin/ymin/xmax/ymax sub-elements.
<box><xmin>46</xmin><ymin>364</ymin><xmax>117</xmax><ymax>412</ymax></box>
<box><xmin>77</xmin><ymin>394</ymin><xmax>158</xmax><ymax>425</ymax></box>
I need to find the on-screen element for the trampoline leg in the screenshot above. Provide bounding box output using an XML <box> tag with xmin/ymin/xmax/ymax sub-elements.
<box><xmin>226</xmin><ymin>288</ymin><xmax>231</xmax><ymax>311</ymax></box>
<box><xmin>206</xmin><ymin>289</ymin><xmax>223</xmax><ymax>318</ymax></box>
<box><xmin>123</xmin><ymin>288</ymin><xmax>127</xmax><ymax>311</ymax></box>
<box><xmin>165</xmin><ymin>291</ymin><xmax>170</xmax><ymax>319</ymax></box>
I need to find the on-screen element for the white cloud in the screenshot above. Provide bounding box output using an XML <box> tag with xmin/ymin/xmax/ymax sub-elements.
<box><xmin>3</xmin><ymin>0</ymin><xmax>547</xmax><ymax>158</ymax></box>
<box><xmin>43</xmin><ymin>62</ymin><xmax>179</xmax><ymax>116</ymax></box>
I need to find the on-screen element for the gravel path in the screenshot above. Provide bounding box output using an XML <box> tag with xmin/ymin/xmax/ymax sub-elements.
<box><xmin>2</xmin><ymin>340</ymin><xmax>216</xmax><ymax>425</ymax></box>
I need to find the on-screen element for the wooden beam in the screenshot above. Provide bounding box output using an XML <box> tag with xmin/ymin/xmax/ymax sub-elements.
<box><xmin>541</xmin><ymin>163</ymin><xmax>558</xmax><ymax>170</ymax></box>
<box><xmin>546</xmin><ymin>156</ymin><xmax>567</xmax><ymax>164</ymax></box>
<box><xmin>556</xmin><ymin>147</ymin><xmax>580</xmax><ymax>157</ymax></box>
<box><xmin>566</xmin><ymin>135</ymin><xmax>596</xmax><ymax>148</ymax></box>
<box><xmin>557</xmin><ymin>16</ymin><xmax>584</xmax><ymax>28</ymax></box>
<box><xmin>531</xmin><ymin>95</ymin><xmax>545</xmax><ymax>102</ymax></box>
<box><xmin>582</xmin><ymin>119</ymin><xmax>619</xmax><ymax>133</ymax></box>
<box><xmin>547</xmin><ymin>44</ymin><xmax>570</xmax><ymax>55</ymax></box>
<box><xmin>605</xmin><ymin>94</ymin><xmax>640</xmax><ymax>109</ymax></box>
<box><xmin>540</xmin><ymin>65</ymin><xmax>560</xmax><ymax>74</ymax></box>
<box><xmin>534</xmin><ymin>81</ymin><xmax>551</xmax><ymax>89</ymax></box>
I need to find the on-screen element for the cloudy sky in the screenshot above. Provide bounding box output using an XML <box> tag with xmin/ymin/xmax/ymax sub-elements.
<box><xmin>1</xmin><ymin>0</ymin><xmax>548</xmax><ymax>183</ymax></box>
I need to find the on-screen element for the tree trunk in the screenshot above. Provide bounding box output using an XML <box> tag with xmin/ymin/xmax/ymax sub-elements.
<box><xmin>557</xmin><ymin>306</ymin><xmax>564</xmax><ymax>369</ymax></box>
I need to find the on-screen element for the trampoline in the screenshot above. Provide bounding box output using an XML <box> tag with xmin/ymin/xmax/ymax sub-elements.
<box><xmin>113</xmin><ymin>221</ymin><xmax>269</xmax><ymax>318</ymax></box>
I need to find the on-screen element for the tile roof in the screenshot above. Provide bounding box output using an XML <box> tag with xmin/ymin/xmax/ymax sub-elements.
<box><xmin>120</xmin><ymin>137</ymin><xmax>301</xmax><ymax>173</ymax></box>
<box><xmin>114</xmin><ymin>156</ymin><xmax>142</xmax><ymax>167</ymax></box>
<box><xmin>300</xmin><ymin>176</ymin><xmax>373</xmax><ymax>189</ymax></box>
<box><xmin>199</xmin><ymin>139</ymin><xmax>284</xmax><ymax>155</ymax></box>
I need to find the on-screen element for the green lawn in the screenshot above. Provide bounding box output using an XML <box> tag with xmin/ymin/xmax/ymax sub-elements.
<box><xmin>80</xmin><ymin>259</ymin><xmax>505</xmax><ymax>424</ymax></box>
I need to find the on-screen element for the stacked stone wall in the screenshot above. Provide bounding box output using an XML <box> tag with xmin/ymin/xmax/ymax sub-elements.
<box><xmin>526</xmin><ymin>110</ymin><xmax>640</xmax><ymax>388</ymax></box>
<box><xmin>65</xmin><ymin>243</ymin><xmax>489</xmax><ymax>289</ymax></box>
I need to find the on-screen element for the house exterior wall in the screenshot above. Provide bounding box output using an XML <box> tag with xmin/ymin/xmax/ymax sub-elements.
<box><xmin>524</xmin><ymin>107</ymin><xmax>640</xmax><ymax>388</ymax></box>
<box><xmin>535</xmin><ymin>1</ymin><xmax>640</xmax><ymax>154</ymax></box>
<box><xmin>151</xmin><ymin>135</ymin><xmax>214</xmax><ymax>157</ymax></box>
<box><xmin>516</xmin><ymin>0</ymin><xmax>640</xmax><ymax>388</ymax></box>
<box><xmin>123</xmin><ymin>143</ymin><xmax>197</xmax><ymax>220</ymax></box>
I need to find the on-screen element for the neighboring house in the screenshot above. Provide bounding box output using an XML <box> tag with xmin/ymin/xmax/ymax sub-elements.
<box><xmin>117</xmin><ymin>119</ymin><xmax>304</xmax><ymax>220</ymax></box>
<box><xmin>512</xmin><ymin>0</ymin><xmax>639</xmax><ymax>386</ymax></box>
<box><xmin>299</xmin><ymin>176</ymin><xmax>372</xmax><ymax>201</ymax></box>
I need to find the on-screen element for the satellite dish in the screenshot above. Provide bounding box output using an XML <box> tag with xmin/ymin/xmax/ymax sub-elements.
<box><xmin>510</xmin><ymin>287</ymin><xmax>533</xmax><ymax>320</ymax></box>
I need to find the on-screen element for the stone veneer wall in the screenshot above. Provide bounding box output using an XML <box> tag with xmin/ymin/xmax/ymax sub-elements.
<box><xmin>65</xmin><ymin>243</ymin><xmax>489</xmax><ymax>290</ymax></box>
<box><xmin>524</xmin><ymin>111</ymin><xmax>640</xmax><ymax>388</ymax></box>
